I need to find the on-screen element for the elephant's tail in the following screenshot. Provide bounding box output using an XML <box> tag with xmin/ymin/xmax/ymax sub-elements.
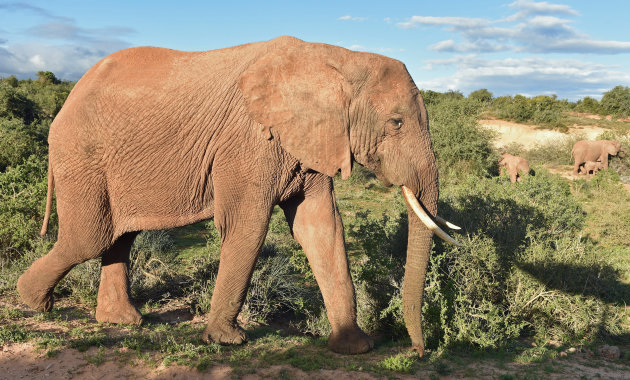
<box><xmin>40</xmin><ymin>160</ymin><xmax>54</xmax><ymax>237</ymax></box>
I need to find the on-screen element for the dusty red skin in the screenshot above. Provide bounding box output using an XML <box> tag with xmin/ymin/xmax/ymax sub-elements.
<box><xmin>18</xmin><ymin>36</ymin><xmax>440</xmax><ymax>355</ymax></box>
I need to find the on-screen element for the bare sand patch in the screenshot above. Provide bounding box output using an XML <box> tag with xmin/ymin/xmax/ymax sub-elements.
<box><xmin>480</xmin><ymin>119</ymin><xmax>607</xmax><ymax>149</ymax></box>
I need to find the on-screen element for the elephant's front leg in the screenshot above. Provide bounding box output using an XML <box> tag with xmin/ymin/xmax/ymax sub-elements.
<box><xmin>202</xmin><ymin>193</ymin><xmax>271</xmax><ymax>345</ymax></box>
<box><xmin>281</xmin><ymin>176</ymin><xmax>373</xmax><ymax>354</ymax></box>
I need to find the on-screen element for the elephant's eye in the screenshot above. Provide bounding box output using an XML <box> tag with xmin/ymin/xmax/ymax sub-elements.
<box><xmin>389</xmin><ymin>118</ymin><xmax>403</xmax><ymax>130</ymax></box>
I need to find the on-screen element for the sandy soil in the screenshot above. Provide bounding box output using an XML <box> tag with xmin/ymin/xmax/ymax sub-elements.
<box><xmin>480</xmin><ymin>118</ymin><xmax>608</xmax><ymax>149</ymax></box>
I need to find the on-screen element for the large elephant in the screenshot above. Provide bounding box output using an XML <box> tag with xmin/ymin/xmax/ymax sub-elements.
<box><xmin>498</xmin><ymin>153</ymin><xmax>530</xmax><ymax>183</ymax></box>
<box><xmin>572</xmin><ymin>140</ymin><xmax>624</xmax><ymax>175</ymax></box>
<box><xmin>17</xmin><ymin>36</ymin><xmax>459</xmax><ymax>355</ymax></box>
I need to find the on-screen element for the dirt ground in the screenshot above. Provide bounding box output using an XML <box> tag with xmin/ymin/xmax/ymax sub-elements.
<box><xmin>2</xmin><ymin>118</ymin><xmax>629</xmax><ymax>379</ymax></box>
<box><xmin>2</xmin><ymin>337</ymin><xmax>629</xmax><ymax>379</ymax></box>
<box><xmin>479</xmin><ymin>118</ymin><xmax>607</xmax><ymax>149</ymax></box>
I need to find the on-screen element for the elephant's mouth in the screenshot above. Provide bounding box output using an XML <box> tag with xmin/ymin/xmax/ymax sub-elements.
<box><xmin>400</xmin><ymin>185</ymin><xmax>461</xmax><ymax>246</ymax></box>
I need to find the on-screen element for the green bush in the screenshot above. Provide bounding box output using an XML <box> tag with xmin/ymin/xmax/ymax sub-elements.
<box><xmin>428</xmin><ymin>96</ymin><xmax>498</xmax><ymax>178</ymax></box>
<box><xmin>0</xmin><ymin>155</ymin><xmax>50</xmax><ymax>263</ymax></box>
<box><xmin>423</xmin><ymin>172</ymin><xmax>623</xmax><ymax>349</ymax></box>
<box><xmin>468</xmin><ymin>89</ymin><xmax>493</xmax><ymax>104</ymax></box>
<box><xmin>522</xmin><ymin>134</ymin><xmax>585</xmax><ymax>166</ymax></box>
<box><xmin>491</xmin><ymin>95</ymin><xmax>567</xmax><ymax>130</ymax></box>
<box><xmin>0</xmin><ymin>118</ymin><xmax>43</xmax><ymax>171</ymax></box>
<box><xmin>575</xmin><ymin>96</ymin><xmax>602</xmax><ymax>114</ymax></box>
<box><xmin>600</xmin><ymin>85</ymin><xmax>630</xmax><ymax>118</ymax></box>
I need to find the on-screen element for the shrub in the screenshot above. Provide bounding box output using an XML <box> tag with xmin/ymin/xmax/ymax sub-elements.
<box><xmin>0</xmin><ymin>155</ymin><xmax>51</xmax><ymax>264</ymax></box>
<box><xmin>428</xmin><ymin>96</ymin><xmax>498</xmax><ymax>178</ymax></box>
<box><xmin>421</xmin><ymin>171</ymin><xmax>608</xmax><ymax>349</ymax></box>
<box><xmin>522</xmin><ymin>134</ymin><xmax>585</xmax><ymax>166</ymax></box>
<box><xmin>575</xmin><ymin>96</ymin><xmax>602</xmax><ymax>114</ymax></box>
<box><xmin>600</xmin><ymin>85</ymin><xmax>630</xmax><ymax>118</ymax></box>
<box><xmin>468</xmin><ymin>89</ymin><xmax>493</xmax><ymax>104</ymax></box>
<box><xmin>491</xmin><ymin>95</ymin><xmax>567</xmax><ymax>130</ymax></box>
<box><xmin>0</xmin><ymin>118</ymin><xmax>43</xmax><ymax>171</ymax></box>
<box><xmin>0</xmin><ymin>83</ymin><xmax>39</xmax><ymax>124</ymax></box>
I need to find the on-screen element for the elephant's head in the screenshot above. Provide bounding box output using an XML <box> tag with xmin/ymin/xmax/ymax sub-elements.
<box><xmin>498</xmin><ymin>153</ymin><xmax>512</xmax><ymax>167</ymax></box>
<box><xmin>239</xmin><ymin>37</ymin><xmax>459</xmax><ymax>353</ymax></box>
<box><xmin>606</xmin><ymin>140</ymin><xmax>625</xmax><ymax>157</ymax></box>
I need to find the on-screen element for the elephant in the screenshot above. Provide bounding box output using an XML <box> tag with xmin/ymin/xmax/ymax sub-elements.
<box><xmin>572</xmin><ymin>140</ymin><xmax>624</xmax><ymax>175</ymax></box>
<box><xmin>17</xmin><ymin>36</ymin><xmax>460</xmax><ymax>355</ymax></box>
<box><xmin>498</xmin><ymin>153</ymin><xmax>530</xmax><ymax>183</ymax></box>
<box><xmin>582</xmin><ymin>160</ymin><xmax>604</xmax><ymax>175</ymax></box>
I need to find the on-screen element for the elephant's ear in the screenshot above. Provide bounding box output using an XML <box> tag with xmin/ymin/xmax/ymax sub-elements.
<box><xmin>238</xmin><ymin>43</ymin><xmax>352</xmax><ymax>179</ymax></box>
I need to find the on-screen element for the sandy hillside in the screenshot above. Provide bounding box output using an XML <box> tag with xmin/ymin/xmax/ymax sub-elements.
<box><xmin>480</xmin><ymin>118</ymin><xmax>607</xmax><ymax>149</ymax></box>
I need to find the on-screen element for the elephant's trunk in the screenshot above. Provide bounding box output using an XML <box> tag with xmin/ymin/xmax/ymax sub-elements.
<box><xmin>400</xmin><ymin>179</ymin><xmax>439</xmax><ymax>356</ymax></box>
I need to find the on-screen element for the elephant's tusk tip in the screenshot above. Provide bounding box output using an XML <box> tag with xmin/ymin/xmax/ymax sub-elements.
<box><xmin>435</xmin><ymin>216</ymin><xmax>461</xmax><ymax>230</ymax></box>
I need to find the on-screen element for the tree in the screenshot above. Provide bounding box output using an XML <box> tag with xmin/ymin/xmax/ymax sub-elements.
<box><xmin>468</xmin><ymin>89</ymin><xmax>493</xmax><ymax>104</ymax></box>
<box><xmin>600</xmin><ymin>85</ymin><xmax>630</xmax><ymax>117</ymax></box>
<box><xmin>37</xmin><ymin>71</ymin><xmax>60</xmax><ymax>85</ymax></box>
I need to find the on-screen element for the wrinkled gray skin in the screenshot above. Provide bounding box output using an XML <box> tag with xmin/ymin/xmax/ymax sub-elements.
<box><xmin>18</xmin><ymin>36</ymin><xmax>439</xmax><ymax>355</ymax></box>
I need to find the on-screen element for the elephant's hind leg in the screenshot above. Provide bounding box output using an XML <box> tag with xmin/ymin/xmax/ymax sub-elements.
<box><xmin>95</xmin><ymin>232</ymin><xmax>142</xmax><ymax>325</ymax></box>
<box><xmin>17</xmin><ymin>240</ymin><xmax>78</xmax><ymax>311</ymax></box>
<box><xmin>18</xmin><ymin>175</ymin><xmax>113</xmax><ymax>312</ymax></box>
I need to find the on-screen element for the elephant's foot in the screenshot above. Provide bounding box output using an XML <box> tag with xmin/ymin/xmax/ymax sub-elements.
<box><xmin>17</xmin><ymin>273</ymin><xmax>54</xmax><ymax>312</ymax></box>
<box><xmin>328</xmin><ymin>325</ymin><xmax>374</xmax><ymax>354</ymax></box>
<box><xmin>411</xmin><ymin>343</ymin><xmax>425</xmax><ymax>357</ymax></box>
<box><xmin>95</xmin><ymin>301</ymin><xmax>142</xmax><ymax>325</ymax></box>
<box><xmin>202</xmin><ymin>320</ymin><xmax>247</xmax><ymax>345</ymax></box>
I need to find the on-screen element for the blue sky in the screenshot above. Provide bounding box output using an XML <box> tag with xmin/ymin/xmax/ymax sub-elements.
<box><xmin>1</xmin><ymin>0</ymin><xmax>629</xmax><ymax>100</ymax></box>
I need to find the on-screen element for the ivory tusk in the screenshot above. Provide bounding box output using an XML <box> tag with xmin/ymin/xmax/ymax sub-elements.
<box><xmin>435</xmin><ymin>216</ymin><xmax>461</xmax><ymax>230</ymax></box>
<box><xmin>401</xmin><ymin>185</ymin><xmax>462</xmax><ymax>247</ymax></box>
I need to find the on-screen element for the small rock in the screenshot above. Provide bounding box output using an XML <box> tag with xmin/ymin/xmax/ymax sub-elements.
<box><xmin>567</xmin><ymin>347</ymin><xmax>577</xmax><ymax>354</ymax></box>
<box><xmin>598</xmin><ymin>345</ymin><xmax>620</xmax><ymax>361</ymax></box>
<box><xmin>560</xmin><ymin>351</ymin><xmax>567</xmax><ymax>357</ymax></box>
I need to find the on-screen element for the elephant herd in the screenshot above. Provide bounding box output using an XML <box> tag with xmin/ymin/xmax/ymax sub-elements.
<box><xmin>500</xmin><ymin>139</ymin><xmax>625</xmax><ymax>183</ymax></box>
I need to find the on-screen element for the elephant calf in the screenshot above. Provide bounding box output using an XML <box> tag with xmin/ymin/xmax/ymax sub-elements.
<box><xmin>499</xmin><ymin>153</ymin><xmax>530</xmax><ymax>183</ymax></box>
<box><xmin>582</xmin><ymin>160</ymin><xmax>604</xmax><ymax>175</ymax></box>
<box><xmin>572</xmin><ymin>140</ymin><xmax>624</xmax><ymax>175</ymax></box>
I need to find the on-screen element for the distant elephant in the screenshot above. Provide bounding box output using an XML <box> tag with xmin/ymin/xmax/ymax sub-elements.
<box><xmin>499</xmin><ymin>153</ymin><xmax>530</xmax><ymax>183</ymax></box>
<box><xmin>582</xmin><ymin>160</ymin><xmax>604</xmax><ymax>175</ymax></box>
<box><xmin>17</xmin><ymin>36</ymin><xmax>460</xmax><ymax>355</ymax></box>
<box><xmin>572</xmin><ymin>140</ymin><xmax>624</xmax><ymax>175</ymax></box>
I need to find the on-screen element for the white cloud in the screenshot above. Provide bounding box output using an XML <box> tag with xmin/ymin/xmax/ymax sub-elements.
<box><xmin>505</xmin><ymin>0</ymin><xmax>579</xmax><ymax>21</ymax></box>
<box><xmin>349</xmin><ymin>44</ymin><xmax>365</xmax><ymax>50</ymax></box>
<box><xmin>398</xmin><ymin>16</ymin><xmax>488</xmax><ymax>29</ymax></box>
<box><xmin>418</xmin><ymin>55</ymin><xmax>630</xmax><ymax>100</ymax></box>
<box><xmin>430</xmin><ymin>39</ymin><xmax>509</xmax><ymax>53</ymax></box>
<box><xmin>0</xmin><ymin>42</ymin><xmax>124</xmax><ymax>80</ymax></box>
<box><xmin>397</xmin><ymin>1</ymin><xmax>630</xmax><ymax>55</ymax></box>
<box><xmin>0</xmin><ymin>7</ymin><xmax>133</xmax><ymax>80</ymax></box>
<box><xmin>338</xmin><ymin>15</ymin><xmax>366</xmax><ymax>21</ymax></box>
